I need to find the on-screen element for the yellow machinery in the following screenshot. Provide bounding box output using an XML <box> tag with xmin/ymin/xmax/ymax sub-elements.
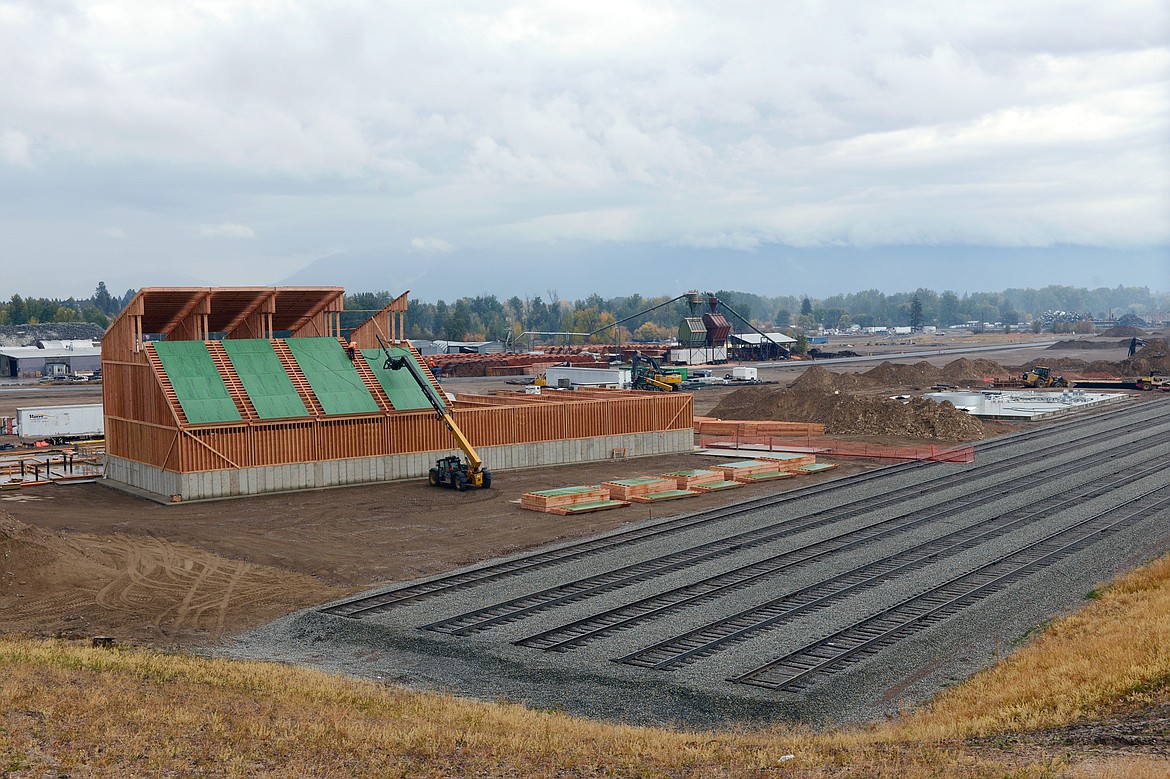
<box><xmin>1136</xmin><ymin>373</ymin><xmax>1168</xmax><ymax>391</ymax></box>
<box><xmin>1022</xmin><ymin>366</ymin><xmax>1069</xmax><ymax>388</ymax></box>
<box><xmin>631</xmin><ymin>352</ymin><xmax>683</xmax><ymax>392</ymax></box>
<box><xmin>378</xmin><ymin>337</ymin><xmax>491</xmax><ymax>490</ymax></box>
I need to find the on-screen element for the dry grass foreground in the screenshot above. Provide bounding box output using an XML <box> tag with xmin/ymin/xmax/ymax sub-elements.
<box><xmin>4</xmin><ymin>557</ymin><xmax>1170</xmax><ymax>776</ymax></box>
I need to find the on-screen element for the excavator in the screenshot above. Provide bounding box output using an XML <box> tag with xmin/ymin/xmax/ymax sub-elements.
<box><xmin>1021</xmin><ymin>366</ymin><xmax>1070</xmax><ymax>388</ymax></box>
<box><xmin>630</xmin><ymin>352</ymin><xmax>683</xmax><ymax>391</ymax></box>
<box><xmin>377</xmin><ymin>336</ymin><xmax>491</xmax><ymax>491</ymax></box>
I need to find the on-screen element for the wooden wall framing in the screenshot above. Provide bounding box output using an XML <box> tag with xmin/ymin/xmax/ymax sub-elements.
<box><xmin>103</xmin><ymin>287</ymin><xmax>694</xmax><ymax>477</ymax></box>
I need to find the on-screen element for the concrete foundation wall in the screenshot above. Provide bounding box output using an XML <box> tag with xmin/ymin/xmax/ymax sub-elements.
<box><xmin>105</xmin><ymin>429</ymin><xmax>694</xmax><ymax>502</ymax></box>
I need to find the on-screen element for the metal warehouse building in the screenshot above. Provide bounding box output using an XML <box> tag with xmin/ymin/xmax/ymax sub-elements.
<box><xmin>0</xmin><ymin>342</ymin><xmax>102</xmax><ymax>378</ymax></box>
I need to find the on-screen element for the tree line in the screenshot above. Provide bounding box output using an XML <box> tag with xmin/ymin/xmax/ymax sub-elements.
<box><xmin>348</xmin><ymin>285</ymin><xmax>1168</xmax><ymax>342</ymax></box>
<box><xmin>2</xmin><ymin>283</ymin><xmax>1164</xmax><ymax>341</ymax></box>
<box><xmin>0</xmin><ymin>282</ymin><xmax>133</xmax><ymax>329</ymax></box>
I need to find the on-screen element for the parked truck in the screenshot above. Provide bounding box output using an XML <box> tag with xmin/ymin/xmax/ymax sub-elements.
<box><xmin>17</xmin><ymin>404</ymin><xmax>104</xmax><ymax>444</ymax></box>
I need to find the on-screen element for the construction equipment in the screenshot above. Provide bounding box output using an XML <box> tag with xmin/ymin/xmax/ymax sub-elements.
<box><xmin>1136</xmin><ymin>372</ymin><xmax>1168</xmax><ymax>391</ymax></box>
<box><xmin>1021</xmin><ymin>366</ymin><xmax>1069</xmax><ymax>388</ymax></box>
<box><xmin>631</xmin><ymin>352</ymin><xmax>683</xmax><ymax>391</ymax></box>
<box><xmin>377</xmin><ymin>336</ymin><xmax>491</xmax><ymax>491</ymax></box>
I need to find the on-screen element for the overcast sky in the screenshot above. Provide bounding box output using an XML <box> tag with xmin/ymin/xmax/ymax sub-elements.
<box><xmin>1</xmin><ymin>1</ymin><xmax>1167</xmax><ymax>301</ymax></box>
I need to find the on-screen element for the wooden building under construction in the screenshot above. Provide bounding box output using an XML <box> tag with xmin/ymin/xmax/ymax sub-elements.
<box><xmin>102</xmin><ymin>287</ymin><xmax>694</xmax><ymax>501</ymax></box>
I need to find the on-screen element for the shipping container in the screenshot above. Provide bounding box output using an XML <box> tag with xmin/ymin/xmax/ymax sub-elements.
<box><xmin>17</xmin><ymin>404</ymin><xmax>104</xmax><ymax>439</ymax></box>
<box><xmin>543</xmin><ymin>366</ymin><xmax>631</xmax><ymax>389</ymax></box>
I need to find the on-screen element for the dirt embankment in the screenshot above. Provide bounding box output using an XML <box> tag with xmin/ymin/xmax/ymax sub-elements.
<box><xmin>710</xmin><ymin>366</ymin><xmax>987</xmax><ymax>440</ymax></box>
<box><xmin>1016</xmin><ymin>339</ymin><xmax>1170</xmax><ymax>377</ymax></box>
<box><xmin>0</xmin><ymin>511</ymin><xmax>346</xmax><ymax>645</ymax></box>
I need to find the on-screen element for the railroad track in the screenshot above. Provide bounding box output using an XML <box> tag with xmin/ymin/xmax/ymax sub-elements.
<box><xmin>729</xmin><ymin>483</ymin><xmax>1170</xmax><ymax>692</ymax></box>
<box><xmin>612</xmin><ymin>455</ymin><xmax>1170</xmax><ymax>669</ymax></box>
<box><xmin>319</xmin><ymin>399</ymin><xmax>1159</xmax><ymax>620</ymax></box>
<box><xmin>416</xmin><ymin>414</ymin><xmax>1170</xmax><ymax>636</ymax></box>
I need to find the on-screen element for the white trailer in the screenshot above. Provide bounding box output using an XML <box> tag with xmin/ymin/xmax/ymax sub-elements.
<box><xmin>728</xmin><ymin>366</ymin><xmax>758</xmax><ymax>381</ymax></box>
<box><xmin>17</xmin><ymin>404</ymin><xmax>104</xmax><ymax>441</ymax></box>
<box><xmin>542</xmin><ymin>366</ymin><xmax>631</xmax><ymax>389</ymax></box>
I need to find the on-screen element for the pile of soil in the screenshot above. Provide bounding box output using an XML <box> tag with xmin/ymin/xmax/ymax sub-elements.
<box><xmin>710</xmin><ymin>382</ymin><xmax>986</xmax><ymax>441</ymax></box>
<box><xmin>1099</xmin><ymin>326</ymin><xmax>1147</xmax><ymax>337</ymax></box>
<box><xmin>827</xmin><ymin>359</ymin><xmax>1009</xmax><ymax>389</ymax></box>
<box><xmin>1048</xmin><ymin>339</ymin><xmax>1127</xmax><ymax>350</ymax></box>
<box><xmin>937</xmin><ymin>358</ymin><xmax>1009</xmax><ymax>382</ymax></box>
<box><xmin>861</xmin><ymin>361</ymin><xmax>943</xmax><ymax>387</ymax></box>
<box><xmin>1120</xmin><ymin>339</ymin><xmax>1170</xmax><ymax>376</ymax></box>
<box><xmin>789</xmin><ymin>365</ymin><xmax>881</xmax><ymax>392</ymax></box>
<box><xmin>1012</xmin><ymin>340</ymin><xmax>1170</xmax><ymax>378</ymax></box>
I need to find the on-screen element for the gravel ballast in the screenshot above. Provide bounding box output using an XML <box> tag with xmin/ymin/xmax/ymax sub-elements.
<box><xmin>223</xmin><ymin>397</ymin><xmax>1170</xmax><ymax>728</ymax></box>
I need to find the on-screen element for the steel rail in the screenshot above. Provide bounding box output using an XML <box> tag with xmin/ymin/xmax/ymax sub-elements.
<box><xmin>319</xmin><ymin>400</ymin><xmax>1158</xmax><ymax>619</ymax></box>
<box><xmin>615</xmin><ymin>456</ymin><xmax>1170</xmax><ymax>669</ymax></box>
<box><xmin>518</xmin><ymin>440</ymin><xmax>1170</xmax><ymax>652</ymax></box>
<box><xmin>426</xmin><ymin>414</ymin><xmax>1170</xmax><ymax>636</ymax></box>
<box><xmin>729</xmin><ymin>485</ymin><xmax>1170</xmax><ymax>692</ymax></box>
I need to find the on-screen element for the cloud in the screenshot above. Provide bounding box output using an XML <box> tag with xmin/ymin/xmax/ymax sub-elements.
<box><xmin>0</xmin><ymin>128</ymin><xmax>31</xmax><ymax>166</ymax></box>
<box><xmin>410</xmin><ymin>237</ymin><xmax>455</xmax><ymax>253</ymax></box>
<box><xmin>0</xmin><ymin>1</ymin><xmax>1166</xmax><ymax>297</ymax></box>
<box><xmin>199</xmin><ymin>223</ymin><xmax>256</xmax><ymax>239</ymax></box>
<box><xmin>102</xmin><ymin>226</ymin><xmax>125</xmax><ymax>239</ymax></box>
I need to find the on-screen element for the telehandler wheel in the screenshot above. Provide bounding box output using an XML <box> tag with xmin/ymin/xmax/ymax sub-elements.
<box><xmin>455</xmin><ymin>473</ymin><xmax>467</xmax><ymax>491</ymax></box>
<box><xmin>481</xmin><ymin>470</ymin><xmax>492</xmax><ymax>489</ymax></box>
<box><xmin>428</xmin><ymin>468</ymin><xmax>439</xmax><ymax>486</ymax></box>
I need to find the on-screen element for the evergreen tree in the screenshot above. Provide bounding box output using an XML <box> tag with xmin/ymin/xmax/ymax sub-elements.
<box><xmin>910</xmin><ymin>295</ymin><xmax>924</xmax><ymax>331</ymax></box>
<box><xmin>93</xmin><ymin>282</ymin><xmax>116</xmax><ymax>315</ymax></box>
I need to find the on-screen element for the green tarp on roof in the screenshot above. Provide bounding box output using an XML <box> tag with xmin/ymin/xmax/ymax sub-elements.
<box><xmin>153</xmin><ymin>341</ymin><xmax>242</xmax><ymax>425</ymax></box>
<box><xmin>361</xmin><ymin>347</ymin><xmax>442</xmax><ymax>412</ymax></box>
<box><xmin>222</xmin><ymin>339</ymin><xmax>309</xmax><ymax>420</ymax></box>
<box><xmin>285</xmin><ymin>337</ymin><xmax>379</xmax><ymax>416</ymax></box>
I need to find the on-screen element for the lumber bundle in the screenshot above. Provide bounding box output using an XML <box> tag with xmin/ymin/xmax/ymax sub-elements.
<box><xmin>795</xmin><ymin>462</ymin><xmax>840</xmax><ymax>474</ymax></box>
<box><xmin>627</xmin><ymin>489</ymin><xmax>701</xmax><ymax>503</ymax></box>
<box><xmin>521</xmin><ymin>485</ymin><xmax>612</xmax><ymax>512</ymax></box>
<box><xmin>758</xmin><ymin>452</ymin><xmax>818</xmax><ymax>470</ymax></box>
<box><xmin>717</xmin><ymin>459</ymin><xmax>783</xmax><ymax>482</ymax></box>
<box><xmin>602</xmin><ymin>477</ymin><xmax>679</xmax><ymax>500</ymax></box>
<box><xmin>691</xmin><ymin>479</ymin><xmax>744</xmax><ymax>492</ymax></box>
<box><xmin>661</xmin><ymin>469</ymin><xmax>729</xmax><ymax>490</ymax></box>
<box><xmin>693</xmin><ymin>416</ymin><xmax>825</xmax><ymax>437</ymax></box>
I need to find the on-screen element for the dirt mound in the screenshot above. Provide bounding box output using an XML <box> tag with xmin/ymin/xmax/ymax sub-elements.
<box><xmin>1011</xmin><ymin>339</ymin><xmax>1170</xmax><ymax>378</ymax></box>
<box><xmin>1120</xmin><ymin>339</ymin><xmax>1170</xmax><ymax>376</ymax></box>
<box><xmin>1100</xmin><ymin>326</ymin><xmax>1147</xmax><ymax>337</ymax></box>
<box><xmin>709</xmin><ymin>386</ymin><xmax>985</xmax><ymax>441</ymax></box>
<box><xmin>861</xmin><ymin>361</ymin><xmax>944</xmax><ymax>387</ymax></box>
<box><xmin>1048</xmin><ymin>339</ymin><xmax>1124</xmax><ymax>350</ymax></box>
<box><xmin>1</xmin><ymin>512</ymin><xmax>113</xmax><ymax>593</ymax></box>
<box><xmin>789</xmin><ymin>365</ymin><xmax>880</xmax><ymax>392</ymax></box>
<box><xmin>939</xmin><ymin>358</ymin><xmax>1009</xmax><ymax>382</ymax></box>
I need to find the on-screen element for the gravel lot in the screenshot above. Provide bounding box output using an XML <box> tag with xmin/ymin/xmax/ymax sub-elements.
<box><xmin>224</xmin><ymin>396</ymin><xmax>1170</xmax><ymax>728</ymax></box>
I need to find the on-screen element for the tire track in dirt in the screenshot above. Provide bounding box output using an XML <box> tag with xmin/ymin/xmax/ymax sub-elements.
<box><xmin>6</xmin><ymin>513</ymin><xmax>345</xmax><ymax>643</ymax></box>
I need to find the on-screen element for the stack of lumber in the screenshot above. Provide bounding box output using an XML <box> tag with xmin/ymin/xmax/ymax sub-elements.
<box><xmin>602</xmin><ymin>477</ymin><xmax>680</xmax><ymax>500</ymax></box>
<box><xmin>758</xmin><ymin>452</ymin><xmax>818</xmax><ymax>471</ymax></box>
<box><xmin>794</xmin><ymin>462</ymin><xmax>840</xmax><ymax>475</ymax></box>
<box><xmin>661</xmin><ymin>469</ymin><xmax>743</xmax><ymax>493</ymax></box>
<box><xmin>693</xmin><ymin>417</ymin><xmax>826</xmax><ymax>436</ymax></box>
<box><xmin>718</xmin><ymin>459</ymin><xmax>793</xmax><ymax>484</ymax></box>
<box><xmin>627</xmin><ymin>488</ymin><xmax>701</xmax><ymax>503</ymax></box>
<box><xmin>521</xmin><ymin>486</ymin><xmax>629</xmax><ymax>515</ymax></box>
